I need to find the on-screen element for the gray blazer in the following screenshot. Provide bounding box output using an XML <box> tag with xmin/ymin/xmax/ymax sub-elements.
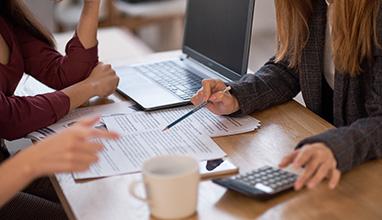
<box><xmin>228</xmin><ymin>0</ymin><xmax>382</xmax><ymax>172</ymax></box>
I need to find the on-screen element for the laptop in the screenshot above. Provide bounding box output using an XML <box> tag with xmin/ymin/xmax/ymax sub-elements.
<box><xmin>116</xmin><ymin>0</ymin><xmax>255</xmax><ymax>110</ymax></box>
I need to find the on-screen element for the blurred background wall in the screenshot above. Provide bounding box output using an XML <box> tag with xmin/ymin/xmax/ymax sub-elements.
<box><xmin>24</xmin><ymin>0</ymin><xmax>55</xmax><ymax>31</ymax></box>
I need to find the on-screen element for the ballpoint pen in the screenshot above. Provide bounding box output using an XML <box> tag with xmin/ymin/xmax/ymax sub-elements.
<box><xmin>162</xmin><ymin>86</ymin><xmax>232</xmax><ymax>131</ymax></box>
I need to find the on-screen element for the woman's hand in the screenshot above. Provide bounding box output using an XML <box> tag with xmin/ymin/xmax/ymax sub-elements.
<box><xmin>191</xmin><ymin>79</ymin><xmax>240</xmax><ymax>115</ymax></box>
<box><xmin>20</xmin><ymin>117</ymin><xmax>119</xmax><ymax>178</ymax></box>
<box><xmin>85</xmin><ymin>63</ymin><xmax>120</xmax><ymax>98</ymax></box>
<box><xmin>279</xmin><ymin>143</ymin><xmax>341</xmax><ymax>190</ymax></box>
<box><xmin>62</xmin><ymin>63</ymin><xmax>119</xmax><ymax>111</ymax></box>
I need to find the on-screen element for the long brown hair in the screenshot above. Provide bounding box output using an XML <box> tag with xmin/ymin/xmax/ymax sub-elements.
<box><xmin>274</xmin><ymin>0</ymin><xmax>381</xmax><ymax>75</ymax></box>
<box><xmin>0</xmin><ymin>0</ymin><xmax>55</xmax><ymax>47</ymax></box>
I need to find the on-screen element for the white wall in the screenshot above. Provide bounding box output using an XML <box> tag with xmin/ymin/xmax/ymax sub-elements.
<box><xmin>253</xmin><ymin>0</ymin><xmax>276</xmax><ymax>33</ymax></box>
<box><xmin>249</xmin><ymin>0</ymin><xmax>276</xmax><ymax>71</ymax></box>
<box><xmin>24</xmin><ymin>0</ymin><xmax>56</xmax><ymax>31</ymax></box>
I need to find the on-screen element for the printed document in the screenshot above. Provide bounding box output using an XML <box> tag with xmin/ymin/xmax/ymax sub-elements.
<box><xmin>27</xmin><ymin>101</ymin><xmax>135</xmax><ymax>140</ymax></box>
<box><xmin>73</xmin><ymin>106</ymin><xmax>260</xmax><ymax>179</ymax></box>
<box><xmin>73</xmin><ymin>123</ymin><xmax>226</xmax><ymax>179</ymax></box>
<box><xmin>104</xmin><ymin>106</ymin><xmax>261</xmax><ymax>138</ymax></box>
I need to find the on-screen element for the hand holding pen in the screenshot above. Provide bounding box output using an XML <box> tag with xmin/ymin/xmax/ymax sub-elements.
<box><xmin>191</xmin><ymin>79</ymin><xmax>240</xmax><ymax>115</ymax></box>
<box><xmin>163</xmin><ymin>84</ymin><xmax>234</xmax><ymax>131</ymax></box>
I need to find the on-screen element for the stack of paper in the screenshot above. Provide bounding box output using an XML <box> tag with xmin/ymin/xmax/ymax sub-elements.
<box><xmin>73</xmin><ymin>123</ymin><xmax>227</xmax><ymax>179</ymax></box>
<box><xmin>73</xmin><ymin>106</ymin><xmax>260</xmax><ymax>179</ymax></box>
<box><xmin>18</xmin><ymin>74</ymin><xmax>262</xmax><ymax>180</ymax></box>
<box><xmin>104</xmin><ymin>105</ymin><xmax>260</xmax><ymax>138</ymax></box>
<box><xmin>27</xmin><ymin>101</ymin><xmax>136</xmax><ymax>140</ymax></box>
<box><xmin>21</xmin><ymin>87</ymin><xmax>260</xmax><ymax>179</ymax></box>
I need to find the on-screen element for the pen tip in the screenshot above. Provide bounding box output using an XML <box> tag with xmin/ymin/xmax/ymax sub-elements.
<box><xmin>162</xmin><ymin>128</ymin><xmax>168</xmax><ymax>132</ymax></box>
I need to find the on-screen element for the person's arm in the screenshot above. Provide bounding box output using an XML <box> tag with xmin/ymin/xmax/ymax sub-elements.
<box><xmin>0</xmin><ymin>117</ymin><xmax>119</xmax><ymax>207</ymax></box>
<box><xmin>0</xmin><ymin>63</ymin><xmax>118</xmax><ymax>140</ymax></box>
<box><xmin>296</xmin><ymin>116</ymin><xmax>382</xmax><ymax>173</ymax></box>
<box><xmin>15</xmin><ymin>1</ymin><xmax>102</xmax><ymax>90</ymax></box>
<box><xmin>191</xmin><ymin>58</ymin><xmax>301</xmax><ymax>116</ymax></box>
<box><xmin>227</xmin><ymin>58</ymin><xmax>301</xmax><ymax>115</ymax></box>
<box><xmin>62</xmin><ymin>63</ymin><xmax>119</xmax><ymax>110</ymax></box>
<box><xmin>279</xmin><ymin>105</ymin><xmax>382</xmax><ymax>191</ymax></box>
<box><xmin>76</xmin><ymin>0</ymin><xmax>100</xmax><ymax>49</ymax></box>
<box><xmin>16</xmin><ymin>28</ymin><xmax>98</xmax><ymax>90</ymax></box>
<box><xmin>0</xmin><ymin>152</ymin><xmax>35</xmax><ymax>207</ymax></box>
<box><xmin>297</xmin><ymin>55</ymin><xmax>382</xmax><ymax>173</ymax></box>
<box><xmin>0</xmin><ymin>90</ymin><xmax>70</xmax><ymax>140</ymax></box>
<box><xmin>278</xmin><ymin>55</ymin><xmax>382</xmax><ymax>191</ymax></box>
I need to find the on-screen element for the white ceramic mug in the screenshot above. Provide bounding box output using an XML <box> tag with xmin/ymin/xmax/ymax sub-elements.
<box><xmin>129</xmin><ymin>155</ymin><xmax>200</xmax><ymax>219</ymax></box>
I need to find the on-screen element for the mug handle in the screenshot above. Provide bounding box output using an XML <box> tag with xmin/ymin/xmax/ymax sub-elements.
<box><xmin>129</xmin><ymin>180</ymin><xmax>148</xmax><ymax>202</ymax></box>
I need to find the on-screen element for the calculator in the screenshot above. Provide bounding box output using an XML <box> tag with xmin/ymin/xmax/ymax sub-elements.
<box><xmin>212</xmin><ymin>166</ymin><xmax>298</xmax><ymax>200</ymax></box>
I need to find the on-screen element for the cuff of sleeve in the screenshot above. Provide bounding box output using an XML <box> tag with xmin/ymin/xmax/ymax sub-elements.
<box><xmin>296</xmin><ymin>129</ymin><xmax>352</xmax><ymax>172</ymax></box>
<box><xmin>226</xmin><ymin>81</ymin><xmax>255</xmax><ymax>116</ymax></box>
<box><xmin>41</xmin><ymin>91</ymin><xmax>70</xmax><ymax>121</ymax></box>
<box><xmin>65</xmin><ymin>33</ymin><xmax>99</xmax><ymax>63</ymax></box>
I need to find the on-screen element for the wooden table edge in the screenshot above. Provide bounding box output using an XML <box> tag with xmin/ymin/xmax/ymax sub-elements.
<box><xmin>50</xmin><ymin>175</ymin><xmax>77</xmax><ymax>220</ymax></box>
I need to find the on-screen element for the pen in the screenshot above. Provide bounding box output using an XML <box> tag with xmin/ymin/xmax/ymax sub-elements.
<box><xmin>162</xmin><ymin>86</ymin><xmax>232</xmax><ymax>131</ymax></box>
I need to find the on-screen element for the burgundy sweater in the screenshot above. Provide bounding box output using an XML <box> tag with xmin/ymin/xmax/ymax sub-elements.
<box><xmin>0</xmin><ymin>16</ymin><xmax>98</xmax><ymax>140</ymax></box>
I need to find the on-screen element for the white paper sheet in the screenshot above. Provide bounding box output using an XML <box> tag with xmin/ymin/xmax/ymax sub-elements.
<box><xmin>14</xmin><ymin>75</ymin><xmax>55</xmax><ymax>96</ymax></box>
<box><xmin>5</xmin><ymin>138</ymin><xmax>33</xmax><ymax>155</ymax></box>
<box><xmin>72</xmin><ymin>106</ymin><xmax>260</xmax><ymax>179</ymax></box>
<box><xmin>104</xmin><ymin>106</ymin><xmax>261</xmax><ymax>138</ymax></box>
<box><xmin>27</xmin><ymin>101</ymin><xmax>136</xmax><ymax>140</ymax></box>
<box><xmin>73</xmin><ymin>123</ymin><xmax>226</xmax><ymax>179</ymax></box>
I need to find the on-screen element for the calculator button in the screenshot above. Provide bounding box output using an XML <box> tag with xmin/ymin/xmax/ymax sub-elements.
<box><xmin>269</xmin><ymin>184</ymin><xmax>277</xmax><ymax>189</ymax></box>
<box><xmin>255</xmin><ymin>183</ymin><xmax>274</xmax><ymax>194</ymax></box>
<box><xmin>212</xmin><ymin>166</ymin><xmax>297</xmax><ymax>200</ymax></box>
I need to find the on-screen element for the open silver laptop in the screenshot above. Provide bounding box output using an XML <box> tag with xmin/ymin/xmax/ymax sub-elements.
<box><xmin>116</xmin><ymin>0</ymin><xmax>255</xmax><ymax>110</ymax></box>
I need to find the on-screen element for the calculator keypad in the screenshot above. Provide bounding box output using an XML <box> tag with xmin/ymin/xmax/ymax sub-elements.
<box><xmin>213</xmin><ymin>166</ymin><xmax>298</xmax><ymax>199</ymax></box>
<box><xmin>234</xmin><ymin>166</ymin><xmax>297</xmax><ymax>193</ymax></box>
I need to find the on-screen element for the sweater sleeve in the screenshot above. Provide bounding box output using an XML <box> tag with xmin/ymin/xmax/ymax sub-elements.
<box><xmin>296</xmin><ymin>56</ymin><xmax>382</xmax><ymax>173</ymax></box>
<box><xmin>0</xmin><ymin>91</ymin><xmax>70</xmax><ymax>140</ymax></box>
<box><xmin>15</xmin><ymin>28</ymin><xmax>98</xmax><ymax>90</ymax></box>
<box><xmin>227</xmin><ymin>58</ymin><xmax>301</xmax><ymax>116</ymax></box>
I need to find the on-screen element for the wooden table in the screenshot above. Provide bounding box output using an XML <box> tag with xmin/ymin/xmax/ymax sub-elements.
<box><xmin>51</xmin><ymin>51</ymin><xmax>382</xmax><ymax>220</ymax></box>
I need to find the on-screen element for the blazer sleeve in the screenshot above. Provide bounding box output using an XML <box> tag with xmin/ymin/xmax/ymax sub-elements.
<box><xmin>297</xmin><ymin>57</ymin><xmax>382</xmax><ymax>173</ymax></box>
<box><xmin>227</xmin><ymin>58</ymin><xmax>301</xmax><ymax>115</ymax></box>
<box><xmin>0</xmin><ymin>91</ymin><xmax>70</xmax><ymax>140</ymax></box>
<box><xmin>15</xmin><ymin>28</ymin><xmax>98</xmax><ymax>90</ymax></box>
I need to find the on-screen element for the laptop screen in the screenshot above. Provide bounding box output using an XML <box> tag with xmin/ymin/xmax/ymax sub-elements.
<box><xmin>183</xmin><ymin>0</ymin><xmax>255</xmax><ymax>79</ymax></box>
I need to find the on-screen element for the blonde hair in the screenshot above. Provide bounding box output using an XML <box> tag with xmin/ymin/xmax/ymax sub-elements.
<box><xmin>274</xmin><ymin>0</ymin><xmax>381</xmax><ymax>75</ymax></box>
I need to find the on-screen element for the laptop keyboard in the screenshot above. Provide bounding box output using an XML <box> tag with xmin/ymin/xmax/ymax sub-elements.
<box><xmin>134</xmin><ymin>61</ymin><xmax>203</xmax><ymax>100</ymax></box>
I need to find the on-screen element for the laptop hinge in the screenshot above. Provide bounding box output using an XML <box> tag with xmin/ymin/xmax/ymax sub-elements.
<box><xmin>179</xmin><ymin>53</ymin><xmax>189</xmax><ymax>61</ymax></box>
<box><xmin>180</xmin><ymin>55</ymin><xmax>233</xmax><ymax>82</ymax></box>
